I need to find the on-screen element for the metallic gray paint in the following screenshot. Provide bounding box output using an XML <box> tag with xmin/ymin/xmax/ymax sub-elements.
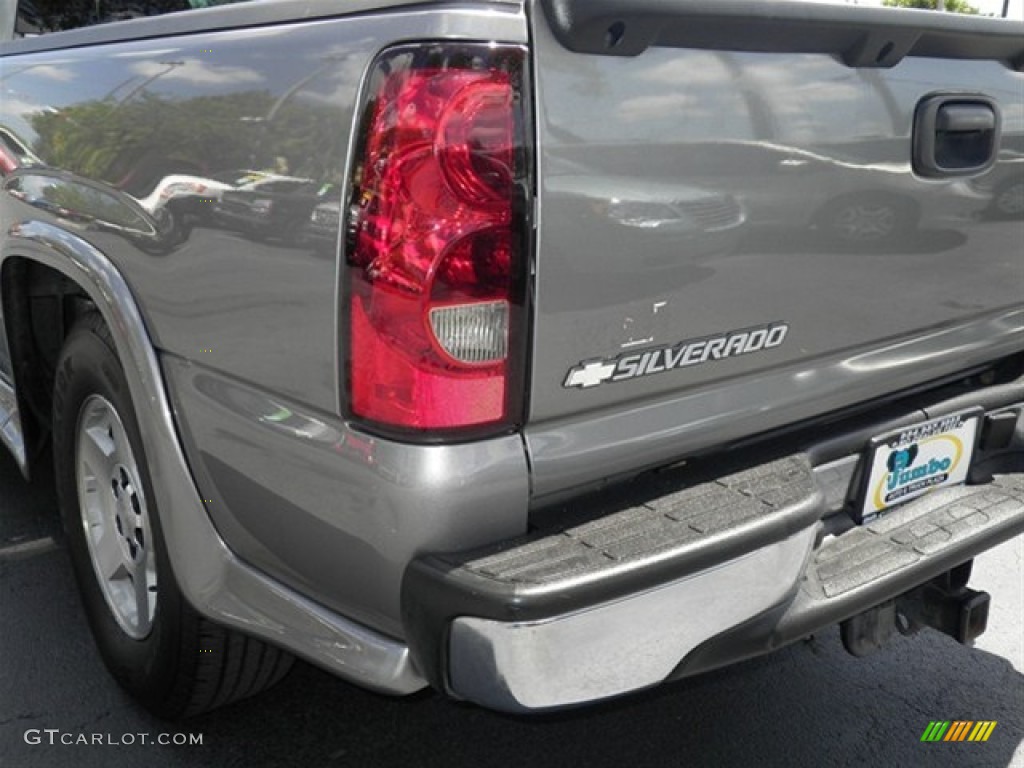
<box><xmin>160</xmin><ymin>354</ymin><xmax>531</xmax><ymax>637</ymax></box>
<box><xmin>2</xmin><ymin>7</ymin><xmax>525</xmax><ymax>417</ymax></box>
<box><xmin>525</xmin><ymin>7</ymin><xmax>1023</xmax><ymax>496</ymax></box>
<box><xmin>0</xmin><ymin>0</ymin><xmax>13</xmax><ymax>43</ymax></box>
<box><xmin>3</xmin><ymin>0</ymin><xmax>525</xmax><ymax>55</ymax></box>
<box><xmin>538</xmin><ymin>0</ymin><xmax>1024</xmax><ymax>67</ymax></box>
<box><xmin>527</xmin><ymin>307</ymin><xmax>1024</xmax><ymax>501</ymax></box>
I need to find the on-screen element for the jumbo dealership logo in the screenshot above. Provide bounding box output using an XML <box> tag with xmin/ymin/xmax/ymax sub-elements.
<box><xmin>873</xmin><ymin>431</ymin><xmax>965</xmax><ymax>510</ymax></box>
<box><xmin>563</xmin><ymin>322</ymin><xmax>789</xmax><ymax>389</ymax></box>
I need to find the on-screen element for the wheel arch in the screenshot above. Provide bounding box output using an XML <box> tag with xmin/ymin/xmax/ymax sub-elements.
<box><xmin>0</xmin><ymin>221</ymin><xmax>427</xmax><ymax>695</ymax></box>
<box><xmin>1</xmin><ymin>222</ymin><xmax>167</xmax><ymax>481</ymax></box>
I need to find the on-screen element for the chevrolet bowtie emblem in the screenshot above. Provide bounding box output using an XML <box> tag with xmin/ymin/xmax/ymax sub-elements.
<box><xmin>563</xmin><ymin>360</ymin><xmax>616</xmax><ymax>389</ymax></box>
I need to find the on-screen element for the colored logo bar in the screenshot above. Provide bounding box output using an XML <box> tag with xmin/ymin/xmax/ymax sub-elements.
<box><xmin>921</xmin><ymin>721</ymin><xmax>997</xmax><ymax>742</ymax></box>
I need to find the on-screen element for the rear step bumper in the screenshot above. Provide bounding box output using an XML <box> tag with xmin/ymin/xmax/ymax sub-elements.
<box><xmin>402</xmin><ymin>398</ymin><xmax>1024</xmax><ymax>714</ymax></box>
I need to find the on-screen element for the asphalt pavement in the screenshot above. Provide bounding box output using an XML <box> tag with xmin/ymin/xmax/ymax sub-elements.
<box><xmin>1</xmin><ymin>446</ymin><xmax>1022</xmax><ymax>768</ymax></box>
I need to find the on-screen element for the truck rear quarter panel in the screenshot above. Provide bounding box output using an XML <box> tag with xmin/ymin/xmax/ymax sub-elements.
<box><xmin>0</xmin><ymin>2</ymin><xmax>531</xmax><ymax>637</ymax></box>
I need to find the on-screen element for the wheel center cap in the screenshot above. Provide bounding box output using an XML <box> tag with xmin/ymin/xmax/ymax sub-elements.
<box><xmin>111</xmin><ymin>465</ymin><xmax>143</xmax><ymax>564</ymax></box>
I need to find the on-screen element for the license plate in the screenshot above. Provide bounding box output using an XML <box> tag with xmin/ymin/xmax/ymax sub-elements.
<box><xmin>857</xmin><ymin>409</ymin><xmax>982</xmax><ymax>523</ymax></box>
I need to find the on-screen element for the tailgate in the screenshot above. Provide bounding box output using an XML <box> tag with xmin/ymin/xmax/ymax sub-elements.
<box><xmin>524</xmin><ymin>0</ymin><xmax>1024</xmax><ymax>496</ymax></box>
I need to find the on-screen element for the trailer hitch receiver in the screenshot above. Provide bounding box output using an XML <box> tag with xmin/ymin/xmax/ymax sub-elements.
<box><xmin>841</xmin><ymin>561</ymin><xmax>990</xmax><ymax>656</ymax></box>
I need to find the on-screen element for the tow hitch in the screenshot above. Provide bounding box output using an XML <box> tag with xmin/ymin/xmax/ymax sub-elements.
<box><xmin>840</xmin><ymin>561</ymin><xmax>990</xmax><ymax>656</ymax></box>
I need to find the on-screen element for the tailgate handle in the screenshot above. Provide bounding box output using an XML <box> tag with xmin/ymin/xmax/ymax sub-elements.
<box><xmin>936</xmin><ymin>104</ymin><xmax>995</xmax><ymax>133</ymax></box>
<box><xmin>913</xmin><ymin>94</ymin><xmax>1000</xmax><ymax>178</ymax></box>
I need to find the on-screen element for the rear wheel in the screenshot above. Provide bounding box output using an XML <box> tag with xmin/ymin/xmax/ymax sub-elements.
<box><xmin>75</xmin><ymin>393</ymin><xmax>158</xmax><ymax>640</ymax></box>
<box><xmin>53</xmin><ymin>313</ymin><xmax>293</xmax><ymax>718</ymax></box>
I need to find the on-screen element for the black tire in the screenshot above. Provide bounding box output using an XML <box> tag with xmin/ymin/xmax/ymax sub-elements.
<box><xmin>53</xmin><ymin>312</ymin><xmax>293</xmax><ymax>718</ymax></box>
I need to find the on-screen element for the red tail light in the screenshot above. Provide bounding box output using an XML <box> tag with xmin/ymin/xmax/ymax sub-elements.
<box><xmin>0</xmin><ymin>146</ymin><xmax>18</xmax><ymax>175</ymax></box>
<box><xmin>345</xmin><ymin>44</ymin><xmax>530</xmax><ymax>434</ymax></box>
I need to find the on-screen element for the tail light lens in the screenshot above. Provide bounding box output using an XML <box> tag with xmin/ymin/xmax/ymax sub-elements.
<box><xmin>0</xmin><ymin>146</ymin><xmax>18</xmax><ymax>175</ymax></box>
<box><xmin>345</xmin><ymin>44</ymin><xmax>530</xmax><ymax>434</ymax></box>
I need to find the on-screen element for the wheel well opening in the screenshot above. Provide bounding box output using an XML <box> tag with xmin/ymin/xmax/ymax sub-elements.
<box><xmin>1</xmin><ymin>257</ymin><xmax>96</xmax><ymax>466</ymax></box>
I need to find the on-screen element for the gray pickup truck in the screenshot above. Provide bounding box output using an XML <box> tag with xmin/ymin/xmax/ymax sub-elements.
<box><xmin>1</xmin><ymin>0</ymin><xmax>1022</xmax><ymax>719</ymax></box>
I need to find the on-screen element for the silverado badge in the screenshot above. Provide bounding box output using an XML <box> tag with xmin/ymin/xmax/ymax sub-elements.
<box><xmin>564</xmin><ymin>322</ymin><xmax>789</xmax><ymax>389</ymax></box>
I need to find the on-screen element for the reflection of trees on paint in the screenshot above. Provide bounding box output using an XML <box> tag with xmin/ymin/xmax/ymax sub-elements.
<box><xmin>18</xmin><ymin>0</ymin><xmax>254</xmax><ymax>34</ymax></box>
<box><xmin>882</xmin><ymin>0</ymin><xmax>980</xmax><ymax>13</ymax></box>
<box><xmin>31</xmin><ymin>91</ymin><xmax>270</xmax><ymax>190</ymax></box>
<box><xmin>8</xmin><ymin>171</ymin><xmax>152</xmax><ymax>231</ymax></box>
<box><xmin>30</xmin><ymin>90</ymin><xmax>344</xmax><ymax>197</ymax></box>
<box><xmin>44</xmin><ymin>182</ymin><xmax>149</xmax><ymax>230</ymax></box>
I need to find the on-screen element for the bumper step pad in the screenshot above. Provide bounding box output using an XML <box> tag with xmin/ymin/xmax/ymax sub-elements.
<box><xmin>755</xmin><ymin>470</ymin><xmax>1024</xmax><ymax>650</ymax></box>
<box><xmin>809</xmin><ymin>474</ymin><xmax>1024</xmax><ymax>598</ymax></box>
<box><xmin>443</xmin><ymin>454</ymin><xmax>820</xmax><ymax>592</ymax></box>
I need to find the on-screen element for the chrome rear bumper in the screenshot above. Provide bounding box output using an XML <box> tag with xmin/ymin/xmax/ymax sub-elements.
<box><xmin>403</xmin><ymin>383</ymin><xmax>1024</xmax><ymax>712</ymax></box>
<box><xmin>448</xmin><ymin>529</ymin><xmax>815</xmax><ymax>711</ymax></box>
